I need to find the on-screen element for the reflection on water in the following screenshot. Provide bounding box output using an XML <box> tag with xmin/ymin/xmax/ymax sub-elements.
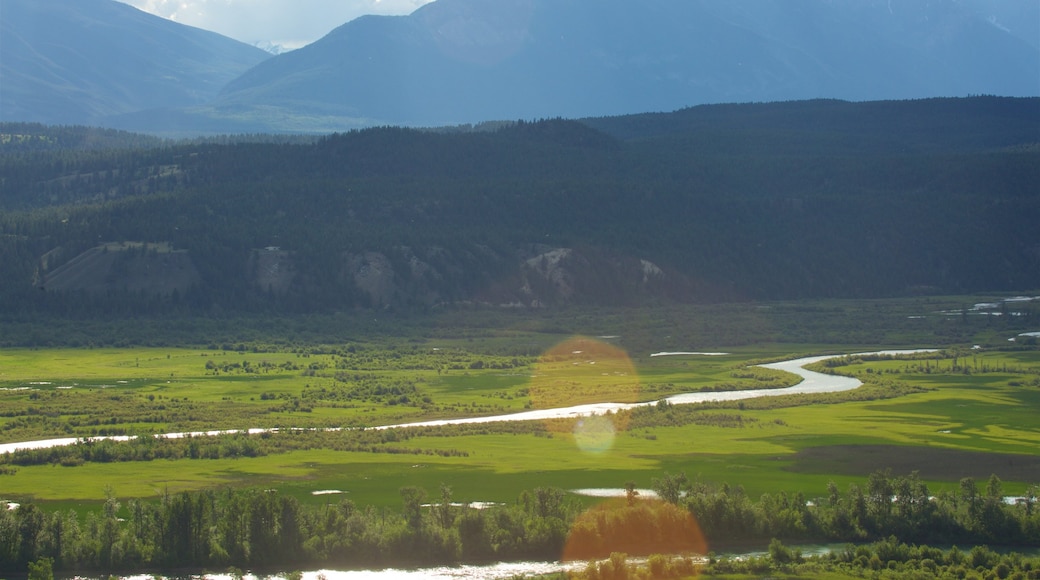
<box><xmin>83</xmin><ymin>540</ymin><xmax>1040</xmax><ymax>580</ymax></box>
<box><xmin>116</xmin><ymin>561</ymin><xmax>581</xmax><ymax>580</ymax></box>
<box><xmin>571</xmin><ymin>488</ymin><xmax>659</xmax><ymax>499</ymax></box>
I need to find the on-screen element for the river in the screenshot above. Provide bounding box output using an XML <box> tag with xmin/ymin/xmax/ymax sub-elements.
<box><xmin>0</xmin><ymin>350</ymin><xmax>929</xmax><ymax>455</ymax></box>
<box><xmin>8</xmin><ymin>350</ymin><xmax>937</xmax><ymax>579</ymax></box>
<box><xmin>93</xmin><ymin>540</ymin><xmax>1040</xmax><ymax>580</ymax></box>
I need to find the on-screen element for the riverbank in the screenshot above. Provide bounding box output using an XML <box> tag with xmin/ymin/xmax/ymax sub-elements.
<box><xmin>0</xmin><ymin>350</ymin><xmax>928</xmax><ymax>455</ymax></box>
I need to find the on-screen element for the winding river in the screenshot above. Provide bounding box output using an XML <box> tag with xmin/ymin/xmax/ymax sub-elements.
<box><xmin>0</xmin><ymin>350</ymin><xmax>927</xmax><ymax>455</ymax></box>
<box><xmin>7</xmin><ymin>350</ymin><xmax>934</xmax><ymax>580</ymax></box>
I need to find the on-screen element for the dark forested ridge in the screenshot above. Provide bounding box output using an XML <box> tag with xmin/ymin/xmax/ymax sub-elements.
<box><xmin>0</xmin><ymin>97</ymin><xmax>1038</xmax><ymax>317</ymax></box>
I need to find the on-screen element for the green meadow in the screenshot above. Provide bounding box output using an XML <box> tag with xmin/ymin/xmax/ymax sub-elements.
<box><xmin>2</xmin><ymin>302</ymin><xmax>1038</xmax><ymax>515</ymax></box>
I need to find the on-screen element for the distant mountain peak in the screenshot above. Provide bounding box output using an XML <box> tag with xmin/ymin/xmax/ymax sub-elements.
<box><xmin>3</xmin><ymin>0</ymin><xmax>1036</xmax><ymax>134</ymax></box>
<box><xmin>0</xmin><ymin>0</ymin><xmax>270</xmax><ymax>125</ymax></box>
<box><xmin>253</xmin><ymin>40</ymin><xmax>297</xmax><ymax>55</ymax></box>
<box><xmin>205</xmin><ymin>0</ymin><xmax>1038</xmax><ymax>133</ymax></box>
<box><xmin>255</xmin><ymin>41</ymin><xmax>293</xmax><ymax>55</ymax></box>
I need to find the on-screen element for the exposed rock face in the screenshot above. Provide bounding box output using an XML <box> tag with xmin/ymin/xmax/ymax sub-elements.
<box><xmin>522</xmin><ymin>248</ymin><xmax>578</xmax><ymax>300</ymax></box>
<box><xmin>41</xmin><ymin>241</ymin><xmax>682</xmax><ymax>309</ymax></box>
<box><xmin>336</xmin><ymin>244</ymin><xmax>677</xmax><ymax>308</ymax></box>
<box><xmin>641</xmin><ymin>259</ymin><xmax>663</xmax><ymax>284</ymax></box>
<box><xmin>248</xmin><ymin>247</ymin><xmax>295</xmax><ymax>295</ymax></box>
<box><xmin>40</xmin><ymin>242</ymin><xmax>200</xmax><ymax>296</ymax></box>
<box><xmin>345</xmin><ymin>251</ymin><xmax>397</xmax><ymax>307</ymax></box>
<box><xmin>512</xmin><ymin>247</ymin><xmax>673</xmax><ymax>307</ymax></box>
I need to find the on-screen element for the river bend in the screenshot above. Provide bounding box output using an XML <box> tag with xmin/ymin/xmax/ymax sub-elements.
<box><xmin>0</xmin><ymin>350</ymin><xmax>929</xmax><ymax>455</ymax></box>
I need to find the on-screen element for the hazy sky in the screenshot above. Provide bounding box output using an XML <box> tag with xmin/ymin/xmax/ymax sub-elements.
<box><xmin>116</xmin><ymin>0</ymin><xmax>433</xmax><ymax>49</ymax></box>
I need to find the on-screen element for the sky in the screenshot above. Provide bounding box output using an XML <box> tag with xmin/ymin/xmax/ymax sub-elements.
<box><xmin>116</xmin><ymin>0</ymin><xmax>434</xmax><ymax>50</ymax></box>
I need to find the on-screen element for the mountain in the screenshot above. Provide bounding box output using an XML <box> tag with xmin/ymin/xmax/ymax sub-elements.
<box><xmin>195</xmin><ymin>0</ymin><xmax>1040</xmax><ymax>132</ymax></box>
<box><xmin>959</xmin><ymin>0</ymin><xmax>1040</xmax><ymax>50</ymax></box>
<box><xmin>0</xmin><ymin>0</ymin><xmax>270</xmax><ymax>125</ymax></box>
<box><xmin>252</xmin><ymin>41</ymin><xmax>295</xmax><ymax>56</ymax></box>
<box><xmin>4</xmin><ymin>0</ymin><xmax>1037</xmax><ymax>134</ymax></box>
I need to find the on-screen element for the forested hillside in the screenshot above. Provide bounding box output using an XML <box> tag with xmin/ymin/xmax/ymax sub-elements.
<box><xmin>1</xmin><ymin>97</ymin><xmax>1038</xmax><ymax>316</ymax></box>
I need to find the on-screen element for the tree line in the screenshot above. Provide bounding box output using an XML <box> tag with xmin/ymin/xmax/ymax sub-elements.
<box><xmin>559</xmin><ymin>538</ymin><xmax>1040</xmax><ymax>580</ymax></box>
<box><xmin>2</xmin><ymin>469</ymin><xmax>1038</xmax><ymax>576</ymax></box>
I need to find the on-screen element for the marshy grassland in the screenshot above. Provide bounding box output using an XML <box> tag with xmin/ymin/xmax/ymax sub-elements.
<box><xmin>1</xmin><ymin>296</ymin><xmax>1038</xmax><ymax>512</ymax></box>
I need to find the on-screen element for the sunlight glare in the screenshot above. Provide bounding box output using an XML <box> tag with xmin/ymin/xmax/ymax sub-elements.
<box><xmin>562</xmin><ymin>497</ymin><xmax>707</xmax><ymax>574</ymax></box>
<box><xmin>529</xmin><ymin>336</ymin><xmax>640</xmax><ymax>454</ymax></box>
<box><xmin>573</xmin><ymin>415</ymin><xmax>615</xmax><ymax>454</ymax></box>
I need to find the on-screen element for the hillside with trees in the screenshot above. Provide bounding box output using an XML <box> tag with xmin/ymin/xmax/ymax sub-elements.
<box><xmin>0</xmin><ymin>97</ymin><xmax>1038</xmax><ymax>317</ymax></box>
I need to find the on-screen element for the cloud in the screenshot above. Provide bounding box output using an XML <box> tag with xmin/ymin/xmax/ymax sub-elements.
<box><xmin>117</xmin><ymin>0</ymin><xmax>433</xmax><ymax>47</ymax></box>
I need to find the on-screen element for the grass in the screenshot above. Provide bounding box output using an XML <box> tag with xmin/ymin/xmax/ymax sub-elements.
<box><xmin>0</xmin><ymin>341</ymin><xmax>806</xmax><ymax>442</ymax></box>
<box><xmin>4</xmin><ymin>353</ymin><xmax>1038</xmax><ymax>510</ymax></box>
<box><xmin>1</xmin><ymin>299</ymin><xmax>1039</xmax><ymax>513</ymax></box>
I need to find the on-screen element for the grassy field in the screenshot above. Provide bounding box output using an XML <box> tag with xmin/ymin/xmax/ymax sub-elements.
<box><xmin>1</xmin><ymin>298</ymin><xmax>1038</xmax><ymax>514</ymax></box>
<box><xmin>0</xmin><ymin>341</ymin><xmax>800</xmax><ymax>440</ymax></box>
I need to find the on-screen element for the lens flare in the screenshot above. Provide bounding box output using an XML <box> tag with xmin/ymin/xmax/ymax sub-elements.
<box><xmin>529</xmin><ymin>336</ymin><xmax>639</xmax><ymax>408</ymax></box>
<box><xmin>573</xmin><ymin>415</ymin><xmax>615</xmax><ymax>454</ymax></box>
<box><xmin>562</xmin><ymin>497</ymin><xmax>707</xmax><ymax>564</ymax></box>
<box><xmin>529</xmin><ymin>336</ymin><xmax>640</xmax><ymax>453</ymax></box>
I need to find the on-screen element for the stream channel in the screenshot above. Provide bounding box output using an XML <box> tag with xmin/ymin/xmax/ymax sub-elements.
<box><xmin>5</xmin><ymin>350</ymin><xmax>934</xmax><ymax>579</ymax></box>
<box><xmin>0</xmin><ymin>350</ymin><xmax>927</xmax><ymax>455</ymax></box>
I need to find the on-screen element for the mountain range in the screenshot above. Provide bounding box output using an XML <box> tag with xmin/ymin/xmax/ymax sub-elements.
<box><xmin>1</xmin><ymin>0</ymin><xmax>1038</xmax><ymax>134</ymax></box>
<box><xmin>0</xmin><ymin>0</ymin><xmax>270</xmax><ymax>126</ymax></box>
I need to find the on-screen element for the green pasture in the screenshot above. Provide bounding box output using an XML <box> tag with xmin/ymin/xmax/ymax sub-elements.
<box><xmin>1</xmin><ymin>339</ymin><xmax>1039</xmax><ymax>512</ymax></box>
<box><xmin>0</xmin><ymin>342</ymin><xmax>799</xmax><ymax>441</ymax></box>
